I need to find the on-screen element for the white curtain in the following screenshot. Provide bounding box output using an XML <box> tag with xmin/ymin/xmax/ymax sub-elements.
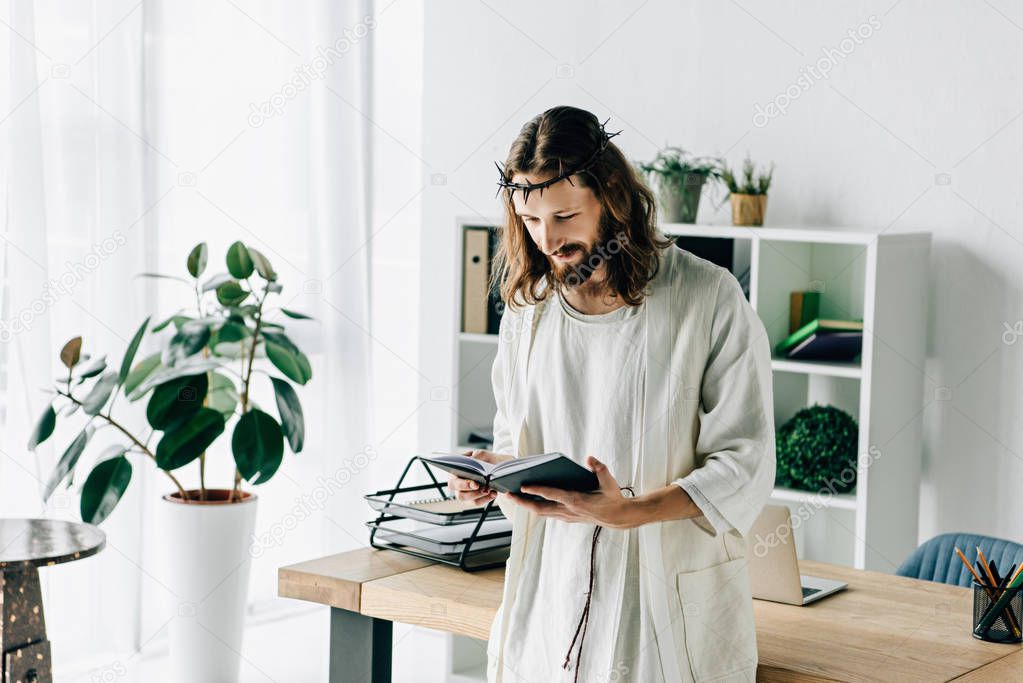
<box><xmin>1</xmin><ymin>0</ymin><xmax>150</xmax><ymax>669</ymax></box>
<box><xmin>1</xmin><ymin>0</ymin><xmax>375</xmax><ymax>676</ymax></box>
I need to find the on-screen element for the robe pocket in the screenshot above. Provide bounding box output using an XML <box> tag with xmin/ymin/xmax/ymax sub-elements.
<box><xmin>675</xmin><ymin>557</ymin><xmax>758</xmax><ymax>681</ymax></box>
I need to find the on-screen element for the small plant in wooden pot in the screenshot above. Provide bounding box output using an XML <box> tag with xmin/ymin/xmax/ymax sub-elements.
<box><xmin>639</xmin><ymin>146</ymin><xmax>722</xmax><ymax>224</ymax></box>
<box><xmin>28</xmin><ymin>241</ymin><xmax>312</xmax><ymax>683</ymax></box>
<box><xmin>723</xmin><ymin>156</ymin><xmax>774</xmax><ymax>227</ymax></box>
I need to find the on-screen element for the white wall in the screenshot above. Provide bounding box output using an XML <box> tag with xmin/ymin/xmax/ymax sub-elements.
<box><xmin>416</xmin><ymin>0</ymin><xmax>1023</xmax><ymax>553</ymax></box>
<box><xmin>370</xmin><ymin>0</ymin><xmax>423</xmax><ymax>474</ymax></box>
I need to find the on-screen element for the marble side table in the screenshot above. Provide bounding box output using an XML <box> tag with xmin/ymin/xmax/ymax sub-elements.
<box><xmin>0</xmin><ymin>519</ymin><xmax>105</xmax><ymax>683</ymax></box>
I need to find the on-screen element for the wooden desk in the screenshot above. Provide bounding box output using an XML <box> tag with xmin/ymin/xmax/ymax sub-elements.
<box><xmin>279</xmin><ymin>548</ymin><xmax>1022</xmax><ymax>682</ymax></box>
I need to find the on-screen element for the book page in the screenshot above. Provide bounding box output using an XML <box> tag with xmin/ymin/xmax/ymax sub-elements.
<box><xmin>426</xmin><ymin>453</ymin><xmax>494</xmax><ymax>474</ymax></box>
<box><xmin>491</xmin><ymin>452</ymin><xmax>564</xmax><ymax>476</ymax></box>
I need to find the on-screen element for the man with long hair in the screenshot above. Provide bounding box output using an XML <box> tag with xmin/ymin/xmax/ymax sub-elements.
<box><xmin>448</xmin><ymin>106</ymin><xmax>775</xmax><ymax>682</ymax></box>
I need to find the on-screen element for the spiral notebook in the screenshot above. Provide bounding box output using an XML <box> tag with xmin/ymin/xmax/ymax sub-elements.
<box><xmin>363</xmin><ymin>489</ymin><xmax>504</xmax><ymax>525</ymax></box>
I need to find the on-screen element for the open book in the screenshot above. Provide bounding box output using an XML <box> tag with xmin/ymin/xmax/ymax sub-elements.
<box><xmin>421</xmin><ymin>452</ymin><xmax>599</xmax><ymax>496</ymax></box>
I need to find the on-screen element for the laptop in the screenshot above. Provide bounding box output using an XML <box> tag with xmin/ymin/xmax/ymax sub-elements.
<box><xmin>746</xmin><ymin>504</ymin><xmax>847</xmax><ymax>605</ymax></box>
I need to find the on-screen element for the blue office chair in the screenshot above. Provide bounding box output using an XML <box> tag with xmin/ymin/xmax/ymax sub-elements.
<box><xmin>896</xmin><ymin>533</ymin><xmax>1023</xmax><ymax>587</ymax></box>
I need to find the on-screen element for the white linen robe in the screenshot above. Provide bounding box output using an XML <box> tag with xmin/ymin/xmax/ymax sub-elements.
<box><xmin>486</xmin><ymin>243</ymin><xmax>776</xmax><ymax>682</ymax></box>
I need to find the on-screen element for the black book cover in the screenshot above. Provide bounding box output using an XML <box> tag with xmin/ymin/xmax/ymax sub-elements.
<box><xmin>422</xmin><ymin>453</ymin><xmax>599</xmax><ymax>498</ymax></box>
<box><xmin>786</xmin><ymin>331</ymin><xmax>863</xmax><ymax>361</ymax></box>
<box><xmin>487</xmin><ymin>227</ymin><xmax>503</xmax><ymax>335</ymax></box>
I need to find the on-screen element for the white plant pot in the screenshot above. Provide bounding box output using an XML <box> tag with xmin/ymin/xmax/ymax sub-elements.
<box><xmin>158</xmin><ymin>489</ymin><xmax>258</xmax><ymax>683</ymax></box>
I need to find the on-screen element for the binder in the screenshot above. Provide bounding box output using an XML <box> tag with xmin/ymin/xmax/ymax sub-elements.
<box><xmin>462</xmin><ymin>228</ymin><xmax>490</xmax><ymax>333</ymax></box>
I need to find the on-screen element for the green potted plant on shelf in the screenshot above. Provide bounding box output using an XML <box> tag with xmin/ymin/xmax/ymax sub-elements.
<box><xmin>722</xmin><ymin>155</ymin><xmax>774</xmax><ymax>226</ymax></box>
<box><xmin>775</xmin><ymin>405</ymin><xmax>858</xmax><ymax>494</ymax></box>
<box><xmin>638</xmin><ymin>146</ymin><xmax>722</xmax><ymax>224</ymax></box>
<box><xmin>27</xmin><ymin>240</ymin><xmax>312</xmax><ymax>683</ymax></box>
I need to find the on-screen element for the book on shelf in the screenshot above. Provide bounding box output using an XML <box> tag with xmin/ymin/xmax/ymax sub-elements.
<box><xmin>486</xmin><ymin>229</ymin><xmax>503</xmax><ymax>334</ymax></box>
<box><xmin>421</xmin><ymin>451</ymin><xmax>599</xmax><ymax>497</ymax></box>
<box><xmin>674</xmin><ymin>236</ymin><xmax>750</xmax><ymax>299</ymax></box>
<box><xmin>789</xmin><ymin>291</ymin><xmax>820</xmax><ymax>333</ymax></box>
<box><xmin>775</xmin><ymin>318</ymin><xmax>863</xmax><ymax>362</ymax></box>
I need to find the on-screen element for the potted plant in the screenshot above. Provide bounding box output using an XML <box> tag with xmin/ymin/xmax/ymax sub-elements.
<box><xmin>775</xmin><ymin>405</ymin><xmax>858</xmax><ymax>494</ymax></box>
<box><xmin>27</xmin><ymin>241</ymin><xmax>312</xmax><ymax>683</ymax></box>
<box><xmin>722</xmin><ymin>155</ymin><xmax>774</xmax><ymax>226</ymax></box>
<box><xmin>639</xmin><ymin>146</ymin><xmax>722</xmax><ymax>224</ymax></box>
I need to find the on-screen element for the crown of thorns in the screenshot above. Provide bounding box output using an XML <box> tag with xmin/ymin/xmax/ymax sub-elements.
<box><xmin>495</xmin><ymin>119</ymin><xmax>622</xmax><ymax>202</ymax></box>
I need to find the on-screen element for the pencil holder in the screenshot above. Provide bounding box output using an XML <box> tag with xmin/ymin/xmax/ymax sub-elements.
<box><xmin>972</xmin><ymin>580</ymin><xmax>1023</xmax><ymax>643</ymax></box>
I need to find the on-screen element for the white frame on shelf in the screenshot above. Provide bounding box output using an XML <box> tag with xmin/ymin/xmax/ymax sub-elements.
<box><xmin>451</xmin><ymin>218</ymin><xmax>930</xmax><ymax>572</ymax></box>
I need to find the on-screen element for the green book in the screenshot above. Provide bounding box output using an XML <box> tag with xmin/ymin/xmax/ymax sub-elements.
<box><xmin>789</xmin><ymin>291</ymin><xmax>820</xmax><ymax>334</ymax></box>
<box><xmin>775</xmin><ymin>318</ymin><xmax>864</xmax><ymax>356</ymax></box>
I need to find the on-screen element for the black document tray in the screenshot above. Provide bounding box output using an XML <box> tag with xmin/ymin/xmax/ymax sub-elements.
<box><xmin>365</xmin><ymin>455</ymin><xmax>510</xmax><ymax>571</ymax></box>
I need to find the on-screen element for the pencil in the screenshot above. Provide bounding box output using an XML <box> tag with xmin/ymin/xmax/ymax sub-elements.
<box><xmin>977</xmin><ymin>546</ymin><xmax>998</xmax><ymax>587</ymax></box>
<box><xmin>954</xmin><ymin>546</ymin><xmax>986</xmax><ymax>586</ymax></box>
<box><xmin>1010</xmin><ymin>561</ymin><xmax>1023</xmax><ymax>587</ymax></box>
<box><xmin>977</xmin><ymin>561</ymin><xmax>992</xmax><ymax>587</ymax></box>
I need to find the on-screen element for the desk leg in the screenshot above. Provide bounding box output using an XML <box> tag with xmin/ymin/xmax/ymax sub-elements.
<box><xmin>330</xmin><ymin>607</ymin><xmax>392</xmax><ymax>683</ymax></box>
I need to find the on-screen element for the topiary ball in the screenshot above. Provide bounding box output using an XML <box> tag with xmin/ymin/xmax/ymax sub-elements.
<box><xmin>775</xmin><ymin>404</ymin><xmax>859</xmax><ymax>494</ymax></box>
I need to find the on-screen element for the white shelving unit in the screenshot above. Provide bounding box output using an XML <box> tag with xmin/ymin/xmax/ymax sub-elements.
<box><xmin>450</xmin><ymin>218</ymin><xmax>930</xmax><ymax>572</ymax></box>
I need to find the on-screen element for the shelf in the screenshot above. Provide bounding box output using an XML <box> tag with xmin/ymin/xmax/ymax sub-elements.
<box><xmin>770</xmin><ymin>358</ymin><xmax>862</xmax><ymax>379</ymax></box>
<box><xmin>660</xmin><ymin>222</ymin><xmax>928</xmax><ymax>245</ymax></box>
<box><xmin>454</xmin><ymin>215</ymin><xmax>930</xmax><ymax>246</ymax></box>
<box><xmin>447</xmin><ymin>217</ymin><xmax>930</xmax><ymax>572</ymax></box>
<box><xmin>770</xmin><ymin>486</ymin><xmax>858</xmax><ymax>511</ymax></box>
<box><xmin>458</xmin><ymin>332</ymin><xmax>499</xmax><ymax>344</ymax></box>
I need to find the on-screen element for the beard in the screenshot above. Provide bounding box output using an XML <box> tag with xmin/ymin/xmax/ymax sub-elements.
<box><xmin>548</xmin><ymin>242</ymin><xmax>598</xmax><ymax>288</ymax></box>
<box><xmin>548</xmin><ymin>231</ymin><xmax>623</xmax><ymax>290</ymax></box>
<box><xmin>542</xmin><ymin>214</ymin><xmax>619</xmax><ymax>290</ymax></box>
